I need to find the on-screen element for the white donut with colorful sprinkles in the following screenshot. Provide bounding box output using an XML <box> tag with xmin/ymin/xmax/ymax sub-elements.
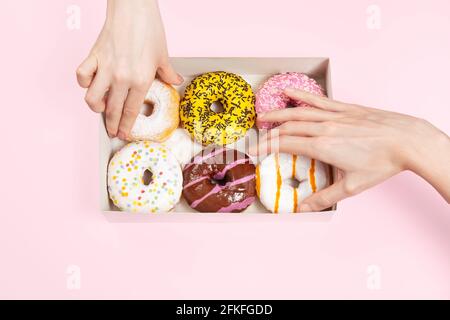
<box><xmin>107</xmin><ymin>141</ymin><xmax>182</xmax><ymax>213</ymax></box>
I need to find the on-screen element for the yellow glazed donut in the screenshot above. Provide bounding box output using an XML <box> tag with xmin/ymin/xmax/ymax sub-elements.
<box><xmin>130</xmin><ymin>79</ymin><xmax>179</xmax><ymax>142</ymax></box>
<box><xmin>107</xmin><ymin>141</ymin><xmax>183</xmax><ymax>213</ymax></box>
<box><xmin>180</xmin><ymin>71</ymin><xmax>255</xmax><ymax>146</ymax></box>
<box><xmin>256</xmin><ymin>153</ymin><xmax>329</xmax><ymax>213</ymax></box>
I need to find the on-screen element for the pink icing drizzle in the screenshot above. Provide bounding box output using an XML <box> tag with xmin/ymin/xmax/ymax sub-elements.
<box><xmin>213</xmin><ymin>158</ymin><xmax>249</xmax><ymax>180</ymax></box>
<box><xmin>184</xmin><ymin>158</ymin><xmax>250</xmax><ymax>190</ymax></box>
<box><xmin>217</xmin><ymin>196</ymin><xmax>255</xmax><ymax>213</ymax></box>
<box><xmin>190</xmin><ymin>174</ymin><xmax>255</xmax><ymax>208</ymax></box>
<box><xmin>184</xmin><ymin>147</ymin><xmax>226</xmax><ymax>169</ymax></box>
<box><xmin>183</xmin><ymin>175</ymin><xmax>209</xmax><ymax>190</ymax></box>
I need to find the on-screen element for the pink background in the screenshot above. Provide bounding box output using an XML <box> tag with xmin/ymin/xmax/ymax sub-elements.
<box><xmin>0</xmin><ymin>0</ymin><xmax>449</xmax><ymax>299</ymax></box>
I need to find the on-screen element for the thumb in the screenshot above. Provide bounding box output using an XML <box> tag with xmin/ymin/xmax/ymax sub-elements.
<box><xmin>157</xmin><ymin>62</ymin><xmax>183</xmax><ymax>85</ymax></box>
<box><xmin>76</xmin><ymin>55</ymin><xmax>98</xmax><ymax>88</ymax></box>
<box><xmin>298</xmin><ymin>179</ymin><xmax>350</xmax><ymax>212</ymax></box>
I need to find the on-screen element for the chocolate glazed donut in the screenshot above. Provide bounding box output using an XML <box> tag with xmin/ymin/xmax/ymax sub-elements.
<box><xmin>182</xmin><ymin>147</ymin><xmax>256</xmax><ymax>213</ymax></box>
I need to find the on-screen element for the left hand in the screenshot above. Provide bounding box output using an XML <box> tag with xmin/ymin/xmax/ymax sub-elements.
<box><xmin>76</xmin><ymin>0</ymin><xmax>182</xmax><ymax>140</ymax></box>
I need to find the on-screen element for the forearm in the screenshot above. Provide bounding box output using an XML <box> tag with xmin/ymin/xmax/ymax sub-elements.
<box><xmin>105</xmin><ymin>0</ymin><xmax>159</xmax><ymax>25</ymax></box>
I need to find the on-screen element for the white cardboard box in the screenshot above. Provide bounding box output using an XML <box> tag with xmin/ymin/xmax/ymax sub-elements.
<box><xmin>100</xmin><ymin>57</ymin><xmax>337</xmax><ymax>221</ymax></box>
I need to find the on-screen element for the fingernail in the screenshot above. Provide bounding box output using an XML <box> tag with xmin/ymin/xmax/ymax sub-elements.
<box><xmin>177</xmin><ymin>73</ymin><xmax>184</xmax><ymax>84</ymax></box>
<box><xmin>299</xmin><ymin>203</ymin><xmax>312</xmax><ymax>213</ymax></box>
<box><xmin>108</xmin><ymin>132</ymin><xmax>115</xmax><ymax>138</ymax></box>
<box><xmin>117</xmin><ymin>131</ymin><xmax>127</xmax><ymax>141</ymax></box>
<box><xmin>257</xmin><ymin>113</ymin><xmax>266</xmax><ymax>120</ymax></box>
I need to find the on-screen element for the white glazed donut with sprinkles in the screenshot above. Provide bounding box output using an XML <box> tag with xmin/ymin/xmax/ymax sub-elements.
<box><xmin>107</xmin><ymin>141</ymin><xmax>183</xmax><ymax>213</ymax></box>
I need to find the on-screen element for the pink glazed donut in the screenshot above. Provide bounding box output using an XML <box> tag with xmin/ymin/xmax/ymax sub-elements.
<box><xmin>255</xmin><ymin>72</ymin><xmax>325</xmax><ymax>129</ymax></box>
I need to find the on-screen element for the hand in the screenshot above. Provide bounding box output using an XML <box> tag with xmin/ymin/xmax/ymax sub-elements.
<box><xmin>76</xmin><ymin>0</ymin><xmax>182</xmax><ymax>140</ymax></box>
<box><xmin>251</xmin><ymin>88</ymin><xmax>450</xmax><ymax>212</ymax></box>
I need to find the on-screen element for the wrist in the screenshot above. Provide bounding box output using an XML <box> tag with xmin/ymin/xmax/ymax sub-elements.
<box><xmin>407</xmin><ymin>122</ymin><xmax>449</xmax><ymax>172</ymax></box>
<box><xmin>405</xmin><ymin>120</ymin><xmax>450</xmax><ymax>201</ymax></box>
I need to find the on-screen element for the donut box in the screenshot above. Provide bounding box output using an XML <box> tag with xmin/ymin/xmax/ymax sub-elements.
<box><xmin>99</xmin><ymin>57</ymin><xmax>338</xmax><ymax>219</ymax></box>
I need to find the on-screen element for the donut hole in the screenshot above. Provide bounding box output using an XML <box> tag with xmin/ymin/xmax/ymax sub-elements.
<box><xmin>210</xmin><ymin>100</ymin><xmax>225</xmax><ymax>113</ymax></box>
<box><xmin>210</xmin><ymin>177</ymin><xmax>227</xmax><ymax>186</ymax></box>
<box><xmin>140</xmin><ymin>100</ymin><xmax>155</xmax><ymax>117</ymax></box>
<box><xmin>285</xmin><ymin>177</ymin><xmax>300</xmax><ymax>189</ymax></box>
<box><xmin>142</xmin><ymin>169</ymin><xmax>153</xmax><ymax>186</ymax></box>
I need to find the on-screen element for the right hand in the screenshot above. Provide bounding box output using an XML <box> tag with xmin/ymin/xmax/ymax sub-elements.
<box><xmin>251</xmin><ymin>88</ymin><xmax>450</xmax><ymax>212</ymax></box>
<box><xmin>76</xmin><ymin>0</ymin><xmax>182</xmax><ymax>140</ymax></box>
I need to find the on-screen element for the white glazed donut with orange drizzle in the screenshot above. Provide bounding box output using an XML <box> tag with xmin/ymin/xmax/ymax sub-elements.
<box><xmin>256</xmin><ymin>153</ymin><xmax>329</xmax><ymax>213</ymax></box>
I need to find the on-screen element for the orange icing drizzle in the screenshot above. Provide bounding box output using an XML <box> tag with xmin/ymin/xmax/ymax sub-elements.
<box><xmin>309</xmin><ymin>159</ymin><xmax>317</xmax><ymax>193</ymax></box>
<box><xmin>292</xmin><ymin>155</ymin><xmax>297</xmax><ymax>177</ymax></box>
<box><xmin>274</xmin><ymin>154</ymin><xmax>282</xmax><ymax>214</ymax></box>
<box><xmin>255</xmin><ymin>165</ymin><xmax>261</xmax><ymax>196</ymax></box>
<box><xmin>293</xmin><ymin>188</ymin><xmax>298</xmax><ymax>213</ymax></box>
<box><xmin>292</xmin><ymin>155</ymin><xmax>298</xmax><ymax>212</ymax></box>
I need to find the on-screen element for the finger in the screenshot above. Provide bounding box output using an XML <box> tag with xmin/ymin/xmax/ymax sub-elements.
<box><xmin>76</xmin><ymin>55</ymin><xmax>98</xmax><ymax>88</ymax></box>
<box><xmin>256</xmin><ymin>122</ymin><xmax>319</xmax><ymax>148</ymax></box>
<box><xmin>105</xmin><ymin>84</ymin><xmax>129</xmax><ymax>138</ymax></box>
<box><xmin>250</xmin><ymin>135</ymin><xmax>321</xmax><ymax>160</ymax></box>
<box><xmin>157</xmin><ymin>62</ymin><xmax>183</xmax><ymax>85</ymax></box>
<box><xmin>84</xmin><ymin>70</ymin><xmax>110</xmax><ymax>113</ymax></box>
<box><xmin>117</xmin><ymin>87</ymin><xmax>148</xmax><ymax>140</ymax></box>
<box><xmin>250</xmin><ymin>127</ymin><xmax>279</xmax><ymax>155</ymax></box>
<box><xmin>257</xmin><ymin>106</ymin><xmax>340</xmax><ymax>124</ymax></box>
<box><xmin>257</xmin><ymin>127</ymin><xmax>280</xmax><ymax>143</ymax></box>
<box><xmin>298</xmin><ymin>179</ymin><xmax>349</xmax><ymax>212</ymax></box>
<box><xmin>276</xmin><ymin>121</ymin><xmax>329</xmax><ymax>137</ymax></box>
<box><xmin>284</xmin><ymin>88</ymin><xmax>350</xmax><ymax>112</ymax></box>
